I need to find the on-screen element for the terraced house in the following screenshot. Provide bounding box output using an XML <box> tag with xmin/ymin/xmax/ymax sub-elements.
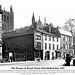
<box><xmin>59</xmin><ymin>29</ymin><xmax>73</xmax><ymax>59</ymax></box>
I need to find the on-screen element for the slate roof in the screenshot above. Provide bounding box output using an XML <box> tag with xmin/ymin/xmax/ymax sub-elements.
<box><xmin>2</xmin><ymin>22</ymin><xmax>61</xmax><ymax>38</ymax></box>
<box><xmin>59</xmin><ymin>29</ymin><xmax>72</xmax><ymax>36</ymax></box>
<box><xmin>2</xmin><ymin>26</ymin><xmax>31</xmax><ymax>38</ymax></box>
<box><xmin>43</xmin><ymin>25</ymin><xmax>60</xmax><ymax>37</ymax></box>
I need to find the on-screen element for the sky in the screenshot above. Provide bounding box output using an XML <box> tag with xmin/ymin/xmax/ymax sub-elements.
<box><xmin>1</xmin><ymin>0</ymin><xmax>75</xmax><ymax>29</ymax></box>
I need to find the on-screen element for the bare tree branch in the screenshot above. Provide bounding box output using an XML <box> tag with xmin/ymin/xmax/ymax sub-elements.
<box><xmin>63</xmin><ymin>18</ymin><xmax>75</xmax><ymax>36</ymax></box>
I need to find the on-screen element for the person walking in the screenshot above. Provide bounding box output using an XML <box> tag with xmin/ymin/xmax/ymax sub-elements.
<box><xmin>65</xmin><ymin>54</ymin><xmax>71</xmax><ymax>66</ymax></box>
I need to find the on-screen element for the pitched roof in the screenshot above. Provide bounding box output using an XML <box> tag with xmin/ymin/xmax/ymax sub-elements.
<box><xmin>59</xmin><ymin>29</ymin><xmax>72</xmax><ymax>36</ymax></box>
<box><xmin>2</xmin><ymin>26</ymin><xmax>32</xmax><ymax>38</ymax></box>
<box><xmin>3</xmin><ymin>22</ymin><xmax>61</xmax><ymax>38</ymax></box>
<box><xmin>43</xmin><ymin>25</ymin><xmax>60</xmax><ymax>37</ymax></box>
<box><xmin>51</xmin><ymin>27</ymin><xmax>60</xmax><ymax>37</ymax></box>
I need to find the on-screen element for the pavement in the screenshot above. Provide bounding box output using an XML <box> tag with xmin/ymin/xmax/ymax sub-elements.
<box><xmin>0</xmin><ymin>59</ymin><xmax>74</xmax><ymax>66</ymax></box>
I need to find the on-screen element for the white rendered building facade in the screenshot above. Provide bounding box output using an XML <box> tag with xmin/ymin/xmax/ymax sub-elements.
<box><xmin>43</xmin><ymin>33</ymin><xmax>60</xmax><ymax>60</ymax></box>
<box><xmin>34</xmin><ymin>28</ymin><xmax>60</xmax><ymax>60</ymax></box>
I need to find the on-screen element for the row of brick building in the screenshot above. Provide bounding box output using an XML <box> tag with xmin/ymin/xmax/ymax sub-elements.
<box><xmin>0</xmin><ymin>5</ymin><xmax>74</xmax><ymax>61</ymax></box>
<box><xmin>2</xmin><ymin>12</ymin><xmax>74</xmax><ymax>61</ymax></box>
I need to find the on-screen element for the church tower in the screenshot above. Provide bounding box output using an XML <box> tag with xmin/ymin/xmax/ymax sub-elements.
<box><xmin>2</xmin><ymin>5</ymin><xmax>14</xmax><ymax>32</ymax></box>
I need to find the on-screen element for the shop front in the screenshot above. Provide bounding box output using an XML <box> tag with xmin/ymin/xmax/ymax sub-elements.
<box><xmin>55</xmin><ymin>49</ymin><xmax>61</xmax><ymax>59</ymax></box>
<box><xmin>34</xmin><ymin>50</ymin><xmax>43</xmax><ymax>61</ymax></box>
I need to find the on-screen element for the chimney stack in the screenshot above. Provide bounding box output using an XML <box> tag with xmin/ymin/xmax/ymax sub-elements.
<box><xmin>48</xmin><ymin>23</ymin><xmax>53</xmax><ymax>33</ymax></box>
<box><xmin>44</xmin><ymin>17</ymin><xmax>46</xmax><ymax>25</ymax></box>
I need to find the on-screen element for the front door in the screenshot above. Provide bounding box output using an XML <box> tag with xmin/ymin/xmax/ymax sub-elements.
<box><xmin>9</xmin><ymin>52</ymin><xmax>13</xmax><ymax>62</ymax></box>
<box><xmin>45</xmin><ymin>51</ymin><xmax>50</xmax><ymax>60</ymax></box>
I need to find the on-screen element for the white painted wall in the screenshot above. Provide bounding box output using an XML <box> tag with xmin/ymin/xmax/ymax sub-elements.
<box><xmin>42</xmin><ymin>34</ymin><xmax>60</xmax><ymax>60</ymax></box>
<box><xmin>34</xmin><ymin>31</ymin><xmax>60</xmax><ymax>60</ymax></box>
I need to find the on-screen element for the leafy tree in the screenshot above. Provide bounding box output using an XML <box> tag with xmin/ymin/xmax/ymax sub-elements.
<box><xmin>63</xmin><ymin>18</ymin><xmax>75</xmax><ymax>55</ymax></box>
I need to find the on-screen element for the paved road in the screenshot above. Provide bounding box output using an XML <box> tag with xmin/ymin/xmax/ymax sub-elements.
<box><xmin>0</xmin><ymin>59</ymin><xmax>73</xmax><ymax>66</ymax></box>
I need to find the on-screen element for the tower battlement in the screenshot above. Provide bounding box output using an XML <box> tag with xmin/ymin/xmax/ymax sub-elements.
<box><xmin>0</xmin><ymin>5</ymin><xmax>14</xmax><ymax>32</ymax></box>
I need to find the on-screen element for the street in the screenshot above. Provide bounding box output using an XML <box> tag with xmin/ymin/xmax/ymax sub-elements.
<box><xmin>0</xmin><ymin>59</ymin><xmax>73</xmax><ymax>66</ymax></box>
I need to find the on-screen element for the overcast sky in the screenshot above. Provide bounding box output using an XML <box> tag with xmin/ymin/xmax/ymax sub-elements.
<box><xmin>1</xmin><ymin>0</ymin><xmax>75</xmax><ymax>29</ymax></box>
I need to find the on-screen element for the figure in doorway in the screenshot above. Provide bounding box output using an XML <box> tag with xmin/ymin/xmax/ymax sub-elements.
<box><xmin>10</xmin><ymin>56</ymin><xmax>13</xmax><ymax>62</ymax></box>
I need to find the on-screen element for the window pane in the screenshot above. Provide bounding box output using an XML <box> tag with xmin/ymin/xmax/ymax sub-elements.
<box><xmin>53</xmin><ymin>37</ymin><xmax>54</xmax><ymax>42</ymax></box>
<box><xmin>57</xmin><ymin>38</ymin><xmax>58</xmax><ymax>42</ymax></box>
<box><xmin>57</xmin><ymin>45</ymin><xmax>58</xmax><ymax>49</ymax></box>
<box><xmin>49</xmin><ymin>44</ymin><xmax>51</xmax><ymax>50</ymax></box>
<box><xmin>36</xmin><ymin>42</ymin><xmax>41</xmax><ymax>49</ymax></box>
<box><xmin>36</xmin><ymin>35</ymin><xmax>41</xmax><ymax>40</ymax></box>
<box><xmin>49</xmin><ymin>36</ymin><xmax>51</xmax><ymax>41</ymax></box>
<box><xmin>63</xmin><ymin>44</ymin><xmax>65</xmax><ymax>49</ymax></box>
<box><xmin>45</xmin><ymin>43</ymin><xmax>47</xmax><ymax>49</ymax></box>
<box><xmin>45</xmin><ymin>35</ymin><xmax>47</xmax><ymax>40</ymax></box>
<box><xmin>53</xmin><ymin>44</ymin><xmax>54</xmax><ymax>50</ymax></box>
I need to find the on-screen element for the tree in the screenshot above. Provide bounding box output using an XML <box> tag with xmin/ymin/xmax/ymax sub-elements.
<box><xmin>63</xmin><ymin>18</ymin><xmax>75</xmax><ymax>55</ymax></box>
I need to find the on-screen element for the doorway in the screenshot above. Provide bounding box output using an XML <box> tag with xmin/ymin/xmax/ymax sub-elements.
<box><xmin>45</xmin><ymin>51</ymin><xmax>50</xmax><ymax>60</ymax></box>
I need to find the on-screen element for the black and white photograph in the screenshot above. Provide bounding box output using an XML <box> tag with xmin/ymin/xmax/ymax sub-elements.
<box><xmin>0</xmin><ymin>0</ymin><xmax>75</xmax><ymax>75</ymax></box>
